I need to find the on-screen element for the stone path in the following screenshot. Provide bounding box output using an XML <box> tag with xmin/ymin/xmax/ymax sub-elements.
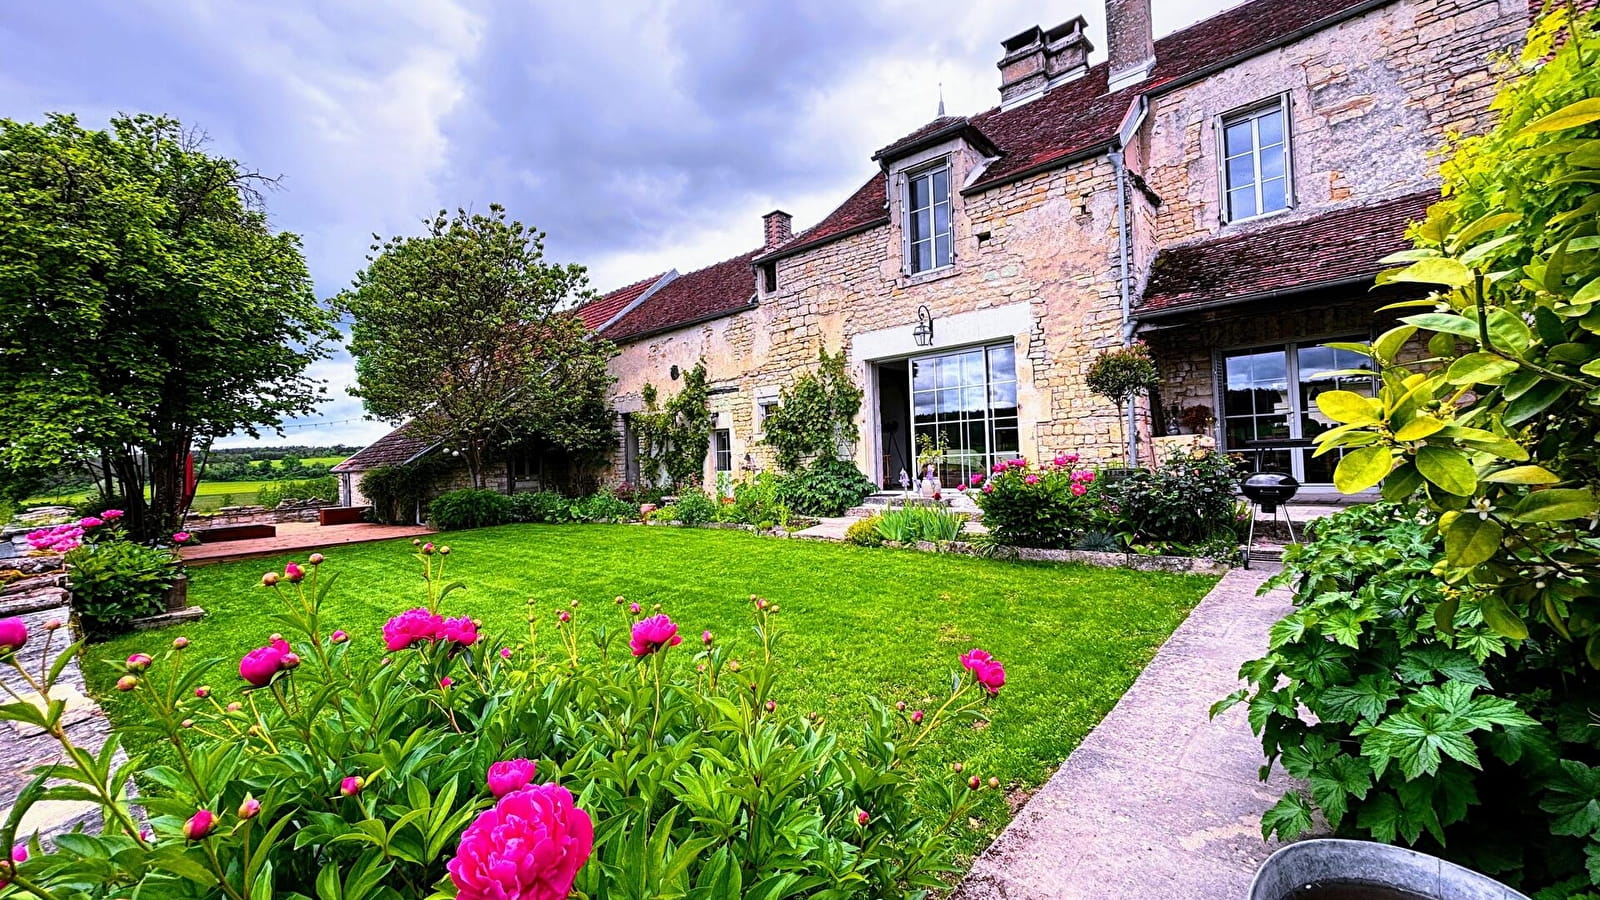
<box><xmin>954</xmin><ymin>564</ymin><xmax>1297</xmax><ymax>899</ymax></box>
<box><xmin>180</xmin><ymin>521</ymin><xmax>434</xmax><ymax>566</ymax></box>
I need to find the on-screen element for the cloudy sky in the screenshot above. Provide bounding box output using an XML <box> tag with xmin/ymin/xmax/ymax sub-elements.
<box><xmin>1</xmin><ymin>0</ymin><xmax>1235</xmax><ymax>449</ymax></box>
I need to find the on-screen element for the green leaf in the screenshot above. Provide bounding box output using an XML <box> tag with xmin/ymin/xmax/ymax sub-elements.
<box><xmin>1445</xmin><ymin>353</ymin><xmax>1519</xmax><ymax>386</ymax></box>
<box><xmin>1392</xmin><ymin>258</ymin><xmax>1474</xmax><ymax>288</ymax></box>
<box><xmin>1316</xmin><ymin>390</ymin><xmax>1380</xmax><ymax>425</ymax></box>
<box><xmin>1393</xmin><ymin>415</ymin><xmax>1446</xmax><ymax>442</ymax></box>
<box><xmin>1334</xmin><ymin>445</ymin><xmax>1393</xmax><ymax>494</ymax></box>
<box><xmin>1402</xmin><ymin>312</ymin><xmax>1481</xmax><ymax>339</ymax></box>
<box><xmin>1444</xmin><ymin>514</ymin><xmax>1502</xmax><ymax>567</ymax></box>
<box><xmin>1503</xmin><ymin>380</ymin><xmax>1569</xmax><ymax>426</ymax></box>
<box><xmin>1573</xmin><ymin>275</ymin><xmax>1600</xmax><ymax>306</ymax></box>
<box><xmin>1478</xmin><ymin>593</ymin><xmax>1528</xmax><ymax>641</ymax></box>
<box><xmin>1520</xmin><ymin>97</ymin><xmax>1600</xmax><ymax>134</ymax></box>
<box><xmin>1481</xmin><ymin>464</ymin><xmax>1560</xmax><ymax>484</ymax></box>
<box><xmin>1513</xmin><ymin>488</ymin><xmax>1598</xmax><ymax>523</ymax></box>
<box><xmin>1372</xmin><ymin>325</ymin><xmax>1417</xmax><ymax>363</ymax></box>
<box><xmin>1382</xmin><ymin>463</ymin><xmax>1424</xmax><ymax>502</ymax></box>
<box><xmin>1415</xmin><ymin>445</ymin><xmax>1477</xmax><ymax>496</ymax></box>
<box><xmin>1261</xmin><ymin>792</ymin><xmax>1316</xmax><ymax>841</ymax></box>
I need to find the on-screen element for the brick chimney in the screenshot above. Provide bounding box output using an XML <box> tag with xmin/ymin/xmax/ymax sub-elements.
<box><xmin>1106</xmin><ymin>0</ymin><xmax>1155</xmax><ymax>92</ymax></box>
<box><xmin>999</xmin><ymin>16</ymin><xmax>1092</xmax><ymax>106</ymax></box>
<box><xmin>762</xmin><ymin>210</ymin><xmax>792</xmax><ymax>249</ymax></box>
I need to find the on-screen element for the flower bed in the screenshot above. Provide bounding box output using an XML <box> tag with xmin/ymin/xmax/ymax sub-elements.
<box><xmin>0</xmin><ymin>542</ymin><xmax>1011</xmax><ymax>897</ymax></box>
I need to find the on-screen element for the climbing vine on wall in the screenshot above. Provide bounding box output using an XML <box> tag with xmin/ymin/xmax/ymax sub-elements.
<box><xmin>762</xmin><ymin>349</ymin><xmax>863</xmax><ymax>473</ymax></box>
<box><xmin>634</xmin><ymin>362</ymin><xmax>711</xmax><ymax>488</ymax></box>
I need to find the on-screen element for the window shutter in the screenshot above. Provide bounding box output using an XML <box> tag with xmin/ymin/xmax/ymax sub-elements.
<box><xmin>1213</xmin><ymin>116</ymin><xmax>1229</xmax><ymax>225</ymax></box>
<box><xmin>1280</xmin><ymin>92</ymin><xmax>1296</xmax><ymax>209</ymax></box>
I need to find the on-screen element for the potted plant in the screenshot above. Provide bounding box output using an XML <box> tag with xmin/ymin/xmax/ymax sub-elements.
<box><xmin>1178</xmin><ymin>404</ymin><xmax>1214</xmax><ymax>435</ymax></box>
<box><xmin>1085</xmin><ymin>342</ymin><xmax>1160</xmax><ymax>477</ymax></box>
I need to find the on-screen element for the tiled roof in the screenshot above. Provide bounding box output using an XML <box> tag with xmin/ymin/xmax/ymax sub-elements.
<box><xmin>604</xmin><ymin>249</ymin><xmax>760</xmax><ymax>341</ymax></box>
<box><xmin>759</xmin><ymin>0</ymin><xmax>1385</xmax><ymax>262</ymax></box>
<box><xmin>331</xmin><ymin>422</ymin><xmax>436</xmax><ymax>473</ymax></box>
<box><xmin>575</xmin><ymin>273</ymin><xmax>666</xmax><ymax>331</ymax></box>
<box><xmin>1139</xmin><ymin>191</ymin><xmax>1435</xmax><ymax>313</ymax></box>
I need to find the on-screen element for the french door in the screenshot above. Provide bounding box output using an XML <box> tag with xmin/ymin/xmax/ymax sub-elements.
<box><xmin>910</xmin><ymin>343</ymin><xmax>1018</xmax><ymax>488</ymax></box>
<box><xmin>1221</xmin><ymin>339</ymin><xmax>1374</xmax><ymax>484</ymax></box>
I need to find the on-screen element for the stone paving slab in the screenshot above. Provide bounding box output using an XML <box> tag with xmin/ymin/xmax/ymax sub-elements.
<box><xmin>954</xmin><ymin>565</ymin><xmax>1296</xmax><ymax>900</ymax></box>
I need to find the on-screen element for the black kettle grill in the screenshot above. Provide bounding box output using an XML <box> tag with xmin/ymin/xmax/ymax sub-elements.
<box><xmin>1241</xmin><ymin>471</ymin><xmax>1301</xmax><ymax>569</ymax></box>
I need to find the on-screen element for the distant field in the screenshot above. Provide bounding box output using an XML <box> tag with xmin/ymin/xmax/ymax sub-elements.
<box><xmin>22</xmin><ymin>478</ymin><xmax>288</xmax><ymax>511</ymax></box>
<box><xmin>299</xmin><ymin>456</ymin><xmax>348</xmax><ymax>467</ymax></box>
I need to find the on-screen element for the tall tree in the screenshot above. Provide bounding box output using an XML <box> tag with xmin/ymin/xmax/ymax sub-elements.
<box><xmin>338</xmin><ymin>206</ymin><xmax>616</xmax><ymax>488</ymax></box>
<box><xmin>0</xmin><ymin>113</ymin><xmax>336</xmax><ymax>539</ymax></box>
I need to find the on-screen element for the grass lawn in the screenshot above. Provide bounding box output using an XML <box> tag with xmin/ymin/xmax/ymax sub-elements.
<box><xmin>85</xmin><ymin>524</ymin><xmax>1216</xmax><ymax>853</ymax></box>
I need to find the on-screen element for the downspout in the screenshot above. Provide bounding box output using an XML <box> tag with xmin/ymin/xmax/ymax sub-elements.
<box><xmin>1110</xmin><ymin>95</ymin><xmax>1148</xmax><ymax>466</ymax></box>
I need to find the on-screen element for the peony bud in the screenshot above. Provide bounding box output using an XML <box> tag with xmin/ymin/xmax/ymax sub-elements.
<box><xmin>330</xmin><ymin>630</ymin><xmax>349</xmax><ymax>644</ymax></box>
<box><xmin>614</xmin><ymin>596</ymin><xmax>626</xmax><ymax>605</ymax></box>
<box><xmin>43</xmin><ymin>619</ymin><xmax>62</xmax><ymax>631</ymax></box>
<box><xmin>280</xmin><ymin>653</ymin><xmax>301</xmax><ymax>669</ymax></box>
<box><xmin>558</xmin><ymin>611</ymin><xmax>571</xmax><ymax>623</ymax></box>
<box><xmin>0</xmin><ymin>618</ymin><xmax>27</xmax><ymax>653</ymax></box>
<box><xmin>728</xmin><ymin>660</ymin><xmax>741</xmax><ymax>672</ymax></box>
<box><xmin>238</xmin><ymin>796</ymin><xmax>261</xmax><ymax>819</ymax></box>
<box><xmin>308</xmin><ymin>553</ymin><xmax>325</xmax><ymax>566</ymax></box>
<box><xmin>194</xmin><ymin>686</ymin><xmax>211</xmax><ymax>698</ymax></box>
<box><xmin>702</xmin><ymin>630</ymin><xmax>713</xmax><ymax>645</ymax></box>
<box><xmin>439</xmin><ymin>546</ymin><xmax>450</xmax><ymax>555</ymax></box>
<box><xmin>439</xmin><ymin>677</ymin><xmax>453</xmax><ymax>689</ymax></box>
<box><xmin>988</xmin><ymin>777</ymin><xmax>1001</xmax><ymax>789</ymax></box>
<box><xmin>126</xmin><ymin>653</ymin><xmax>152</xmax><ymax>672</ymax></box>
<box><xmin>421</xmin><ymin>543</ymin><xmax>434</xmax><ymax>555</ymax></box>
<box><xmin>340</xmin><ymin>776</ymin><xmax>364</xmax><ymax>797</ymax></box>
<box><xmin>172</xmin><ymin>636</ymin><xmax>189</xmax><ymax>650</ymax></box>
<box><xmin>952</xmin><ymin>762</ymin><xmax>964</xmax><ymax>773</ymax></box>
<box><xmin>500</xmin><ymin>647</ymin><xmax>512</xmax><ymax>659</ymax></box>
<box><xmin>856</xmin><ymin>809</ymin><xmax>870</xmax><ymax>826</ymax></box>
<box><xmin>895</xmin><ymin>701</ymin><xmax>906</xmax><ymax>711</ymax></box>
<box><xmin>116</xmin><ymin>675</ymin><xmax>139</xmax><ymax>691</ymax></box>
<box><xmin>912</xmin><ymin>710</ymin><xmax>924</xmax><ymax>724</ymax></box>
<box><xmin>765</xmin><ymin>699</ymin><xmax>777</xmax><ymax>712</ymax></box>
<box><xmin>261</xmin><ymin>572</ymin><xmax>279</xmax><ymax>587</ymax></box>
<box><xmin>182</xmin><ymin>809</ymin><xmax>215</xmax><ymax>840</ymax></box>
<box><xmin>226</xmin><ymin>702</ymin><xmax>242</xmax><ymax>712</ymax></box>
<box><xmin>180</xmin><ymin>718</ymin><xmax>194</xmax><ymax>729</ymax></box>
<box><xmin>968</xmin><ymin>775</ymin><xmax>982</xmax><ymax>791</ymax></box>
<box><xmin>412</xmin><ymin>538</ymin><xmax>422</xmax><ymax>546</ymax></box>
<box><xmin>284</xmin><ymin>563</ymin><xmax>304</xmax><ymax>583</ymax></box>
<box><xmin>629</xmin><ymin>602</ymin><xmax>641</xmax><ymax>613</ymax></box>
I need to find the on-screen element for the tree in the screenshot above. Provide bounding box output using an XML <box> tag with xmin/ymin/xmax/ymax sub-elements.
<box><xmin>338</xmin><ymin>206</ymin><xmax>616</xmax><ymax>488</ymax></box>
<box><xmin>0</xmin><ymin>113</ymin><xmax>336</xmax><ymax>539</ymax></box>
<box><xmin>1085</xmin><ymin>343</ymin><xmax>1159</xmax><ymax>465</ymax></box>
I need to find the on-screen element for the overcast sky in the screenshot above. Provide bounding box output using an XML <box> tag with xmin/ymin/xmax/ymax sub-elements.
<box><xmin>1</xmin><ymin>0</ymin><xmax>1237</xmax><ymax>449</ymax></box>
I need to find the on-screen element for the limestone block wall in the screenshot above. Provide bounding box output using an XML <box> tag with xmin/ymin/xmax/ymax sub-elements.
<box><xmin>1134</xmin><ymin>0</ymin><xmax>1525</xmax><ymax>260</ymax></box>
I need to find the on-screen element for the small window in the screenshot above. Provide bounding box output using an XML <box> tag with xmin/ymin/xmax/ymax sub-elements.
<box><xmin>713</xmin><ymin>429</ymin><xmax>733</xmax><ymax>473</ymax></box>
<box><xmin>1220</xmin><ymin>98</ymin><xmax>1291</xmax><ymax>222</ymax></box>
<box><xmin>760</xmin><ymin>261</ymin><xmax>778</xmax><ymax>293</ymax></box>
<box><xmin>511</xmin><ymin>451</ymin><xmax>541</xmax><ymax>481</ymax></box>
<box><xmin>905</xmin><ymin>164</ymin><xmax>952</xmax><ymax>273</ymax></box>
<box><xmin>756</xmin><ymin>400</ymin><xmax>779</xmax><ymax>432</ymax></box>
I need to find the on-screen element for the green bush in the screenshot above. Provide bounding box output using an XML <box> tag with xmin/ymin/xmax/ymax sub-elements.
<box><xmin>972</xmin><ymin>458</ymin><xmax>1104</xmax><ymax>549</ymax></box>
<box><xmin>845</xmin><ymin>515</ymin><xmax>884</xmax><ymax>546</ymax></box>
<box><xmin>1102</xmin><ymin>446</ymin><xmax>1242</xmax><ymax>547</ymax></box>
<box><xmin>761</xmin><ymin>349</ymin><xmax>863</xmax><ymax>472</ymax></box>
<box><xmin>569</xmin><ymin>490</ymin><xmax>636</xmax><ymax>523</ymax></box>
<box><xmin>360</xmin><ymin>458</ymin><xmax>452</xmax><ymax>525</ymax></box>
<box><xmin>429</xmin><ymin>489</ymin><xmax>513</xmax><ymax>530</ymax></box>
<box><xmin>509</xmin><ymin>490</ymin><xmax>571</xmax><ymax>524</ymax></box>
<box><xmin>671</xmin><ymin>488</ymin><xmax>718</xmax><ymax>526</ymax></box>
<box><xmin>648</xmin><ymin>504</ymin><xmax>680</xmax><ymax>523</ymax></box>
<box><xmin>6</xmin><ymin>549</ymin><xmax>1003</xmax><ymax>897</ymax></box>
<box><xmin>65</xmin><ymin>537</ymin><xmax>181</xmax><ymax>638</ymax></box>
<box><xmin>256</xmin><ymin>476</ymin><xmax>337</xmax><ymax>510</ymax></box>
<box><xmin>778</xmin><ymin>457</ymin><xmax>875</xmax><ymax>517</ymax></box>
<box><xmin>725</xmin><ymin>472</ymin><xmax>791</xmax><ymax>530</ymax></box>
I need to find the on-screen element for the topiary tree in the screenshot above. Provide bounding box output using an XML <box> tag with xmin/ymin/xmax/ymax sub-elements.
<box><xmin>1084</xmin><ymin>343</ymin><xmax>1159</xmax><ymax>465</ymax></box>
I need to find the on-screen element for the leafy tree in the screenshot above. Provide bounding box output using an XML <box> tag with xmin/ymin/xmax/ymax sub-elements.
<box><xmin>0</xmin><ymin>113</ymin><xmax>336</xmax><ymax>539</ymax></box>
<box><xmin>633</xmin><ymin>363</ymin><xmax>710</xmax><ymax>489</ymax></box>
<box><xmin>1085</xmin><ymin>343</ymin><xmax>1159</xmax><ymax>465</ymax></box>
<box><xmin>338</xmin><ymin>206</ymin><xmax>616</xmax><ymax>489</ymax></box>
<box><xmin>762</xmin><ymin>349</ymin><xmax>863</xmax><ymax>472</ymax></box>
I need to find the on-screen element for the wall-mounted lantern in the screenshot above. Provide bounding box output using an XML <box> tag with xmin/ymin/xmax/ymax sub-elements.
<box><xmin>913</xmin><ymin>305</ymin><xmax>934</xmax><ymax>347</ymax></box>
<box><xmin>670</xmin><ymin>364</ymin><xmax>681</xmax><ymax>380</ymax></box>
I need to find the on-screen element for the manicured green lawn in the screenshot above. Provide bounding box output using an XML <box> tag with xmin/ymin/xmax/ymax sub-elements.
<box><xmin>86</xmin><ymin>524</ymin><xmax>1215</xmax><ymax>850</ymax></box>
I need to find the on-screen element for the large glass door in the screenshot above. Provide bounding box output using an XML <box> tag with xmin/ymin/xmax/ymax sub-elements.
<box><xmin>910</xmin><ymin>343</ymin><xmax>1018</xmax><ymax>487</ymax></box>
<box><xmin>1222</xmin><ymin>339</ymin><xmax>1374</xmax><ymax>483</ymax></box>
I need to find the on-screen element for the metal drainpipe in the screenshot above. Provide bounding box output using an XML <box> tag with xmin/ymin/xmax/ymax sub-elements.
<box><xmin>1110</xmin><ymin>147</ymin><xmax>1138</xmax><ymax>466</ymax></box>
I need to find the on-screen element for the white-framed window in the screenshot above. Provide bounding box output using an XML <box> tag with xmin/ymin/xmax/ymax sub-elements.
<box><xmin>756</xmin><ymin>399</ymin><xmax>779</xmax><ymax>433</ymax></box>
<box><xmin>1219</xmin><ymin>96</ymin><xmax>1292</xmax><ymax>223</ymax></box>
<box><xmin>713</xmin><ymin>429</ymin><xmax>733</xmax><ymax>473</ymax></box>
<box><xmin>904</xmin><ymin>163</ymin><xmax>952</xmax><ymax>274</ymax></box>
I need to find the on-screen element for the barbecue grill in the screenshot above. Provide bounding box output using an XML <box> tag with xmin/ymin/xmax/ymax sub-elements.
<box><xmin>1240</xmin><ymin>470</ymin><xmax>1301</xmax><ymax>569</ymax></box>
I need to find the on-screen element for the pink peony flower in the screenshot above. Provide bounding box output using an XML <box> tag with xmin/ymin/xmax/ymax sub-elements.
<box><xmin>970</xmin><ymin>473</ymin><xmax>984</xmax><ymax>486</ymax></box>
<box><xmin>0</xmin><ymin>618</ymin><xmax>26</xmax><ymax>653</ymax></box>
<box><xmin>126</xmin><ymin>653</ymin><xmax>152</xmax><ymax>671</ymax></box>
<box><xmin>383</xmin><ymin>608</ymin><xmax>444</xmax><ymax>651</ymax></box>
<box><xmin>238</xmin><ymin>645</ymin><xmax>286</xmax><ymax>687</ymax></box>
<box><xmin>447</xmin><ymin>783</ymin><xmax>593</xmax><ymax>900</ymax></box>
<box><xmin>171</xmin><ymin>531</ymin><xmax>191</xmax><ymax>544</ymax></box>
<box><xmin>340</xmin><ymin>775</ymin><xmax>364</xmax><ymax>797</ymax></box>
<box><xmin>78</xmin><ymin>516</ymin><xmax>103</xmax><ymax>529</ymax></box>
<box><xmin>440</xmin><ymin>616</ymin><xmax>479</xmax><ymax>646</ymax></box>
<box><xmin>982</xmin><ymin>483</ymin><xmax>994</xmax><ymax>494</ymax></box>
<box><xmin>629</xmin><ymin>614</ymin><xmax>683</xmax><ymax>657</ymax></box>
<box><xmin>960</xmin><ymin>649</ymin><xmax>993</xmax><ymax>672</ymax></box>
<box><xmin>961</xmin><ymin>648</ymin><xmax>1006</xmax><ymax>696</ymax></box>
<box><xmin>440</xmin><ymin>677</ymin><xmax>454</xmax><ymax>689</ymax></box>
<box><xmin>238</xmin><ymin>796</ymin><xmax>261</xmax><ymax>819</ymax></box>
<box><xmin>1070</xmin><ymin>482</ymin><xmax>1087</xmax><ymax>497</ymax></box>
<box><xmin>487</xmin><ymin>758</ymin><xmax>537</xmax><ymax>798</ymax></box>
<box><xmin>101</xmin><ymin>509</ymin><xmax>124</xmax><ymax>519</ymax></box>
<box><xmin>1024</xmin><ymin>474</ymin><xmax>1039</xmax><ymax>485</ymax></box>
<box><xmin>284</xmin><ymin>562</ymin><xmax>305</xmax><ymax>583</ymax></box>
<box><xmin>991</xmin><ymin>463</ymin><xmax>1005</xmax><ymax>474</ymax></box>
<box><xmin>182</xmin><ymin>809</ymin><xmax>215</xmax><ymax>840</ymax></box>
<box><xmin>500</xmin><ymin>647</ymin><xmax>513</xmax><ymax>659</ymax></box>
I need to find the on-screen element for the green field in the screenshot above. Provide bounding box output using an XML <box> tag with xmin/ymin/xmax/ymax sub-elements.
<box><xmin>299</xmin><ymin>455</ymin><xmax>348</xmax><ymax>467</ymax></box>
<box><xmin>20</xmin><ymin>474</ymin><xmax>341</xmax><ymax>511</ymax></box>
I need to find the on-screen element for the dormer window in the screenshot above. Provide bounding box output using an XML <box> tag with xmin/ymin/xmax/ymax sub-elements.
<box><xmin>905</xmin><ymin>163</ymin><xmax>952</xmax><ymax>274</ymax></box>
<box><xmin>1220</xmin><ymin>96</ymin><xmax>1292</xmax><ymax>223</ymax></box>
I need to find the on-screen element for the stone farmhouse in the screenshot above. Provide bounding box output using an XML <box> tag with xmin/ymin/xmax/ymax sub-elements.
<box><xmin>336</xmin><ymin>0</ymin><xmax>1532</xmax><ymax>507</ymax></box>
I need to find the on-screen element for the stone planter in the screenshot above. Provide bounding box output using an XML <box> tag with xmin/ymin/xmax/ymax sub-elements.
<box><xmin>1249</xmin><ymin>839</ymin><xmax>1530</xmax><ymax>900</ymax></box>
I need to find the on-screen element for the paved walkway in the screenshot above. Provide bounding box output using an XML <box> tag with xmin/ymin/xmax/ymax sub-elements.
<box><xmin>180</xmin><ymin>522</ymin><xmax>434</xmax><ymax>566</ymax></box>
<box><xmin>954</xmin><ymin>565</ymin><xmax>1297</xmax><ymax>899</ymax></box>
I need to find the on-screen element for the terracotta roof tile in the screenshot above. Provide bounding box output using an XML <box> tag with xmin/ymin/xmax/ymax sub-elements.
<box><xmin>331</xmin><ymin>422</ymin><xmax>435</xmax><ymax>473</ymax></box>
<box><xmin>1139</xmin><ymin>191</ymin><xmax>1435</xmax><ymax>313</ymax></box>
<box><xmin>604</xmin><ymin>250</ymin><xmax>759</xmax><ymax>341</ymax></box>
<box><xmin>575</xmin><ymin>273</ymin><xmax>666</xmax><ymax>331</ymax></box>
<box><xmin>760</xmin><ymin>0</ymin><xmax>1385</xmax><ymax>261</ymax></box>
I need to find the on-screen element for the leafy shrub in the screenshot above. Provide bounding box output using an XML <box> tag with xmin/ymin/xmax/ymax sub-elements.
<box><xmin>64</xmin><ymin>522</ymin><xmax>180</xmax><ymax>637</ymax></box>
<box><xmin>634</xmin><ymin>363</ymin><xmax>711</xmax><ymax>489</ymax></box>
<box><xmin>570</xmin><ymin>490</ymin><xmax>637</xmax><ymax>523</ymax></box>
<box><xmin>875</xmin><ymin>506</ymin><xmax>965</xmax><ymax>544</ymax></box>
<box><xmin>429</xmin><ymin>488</ymin><xmax>513</xmax><ymax>530</ymax></box>
<box><xmin>648</xmin><ymin>504</ymin><xmax>680</xmax><ymax>523</ymax></box>
<box><xmin>509</xmin><ymin>490</ymin><xmax>571</xmax><ymax>524</ymax></box>
<box><xmin>671</xmin><ymin>488</ymin><xmax>717</xmax><ymax>526</ymax></box>
<box><xmin>845</xmin><ymin>515</ymin><xmax>884</xmax><ymax>546</ymax></box>
<box><xmin>722</xmin><ymin>472</ymin><xmax>791</xmax><ymax>530</ymax></box>
<box><xmin>74</xmin><ymin>492</ymin><xmax>127</xmax><ymax>519</ymax></box>
<box><xmin>762</xmin><ymin>349</ymin><xmax>863</xmax><ymax>472</ymax></box>
<box><xmin>1102</xmin><ymin>445</ymin><xmax>1241</xmax><ymax>547</ymax></box>
<box><xmin>778</xmin><ymin>457</ymin><xmax>875</xmax><ymax>517</ymax></box>
<box><xmin>361</xmin><ymin>458</ymin><xmax>452</xmax><ymax>525</ymax></box>
<box><xmin>1073</xmin><ymin>531</ymin><xmax>1122</xmax><ymax>553</ymax></box>
<box><xmin>0</xmin><ymin>549</ymin><xmax>1006</xmax><ymax>897</ymax></box>
<box><xmin>257</xmin><ymin>476</ymin><xmax>338</xmax><ymax>510</ymax></box>
<box><xmin>972</xmin><ymin>457</ymin><xmax>1104</xmax><ymax>549</ymax></box>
